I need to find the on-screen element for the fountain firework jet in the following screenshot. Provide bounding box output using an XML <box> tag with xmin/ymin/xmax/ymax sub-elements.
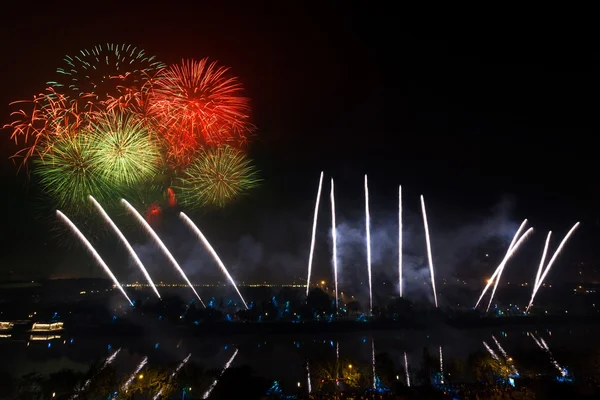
<box><xmin>203</xmin><ymin>349</ymin><xmax>239</xmax><ymax>399</ymax></box>
<box><xmin>180</xmin><ymin>212</ymin><xmax>248</xmax><ymax>309</ymax></box>
<box><xmin>56</xmin><ymin>211</ymin><xmax>133</xmax><ymax>306</ymax></box>
<box><xmin>121</xmin><ymin>199</ymin><xmax>205</xmax><ymax>307</ymax></box>
<box><xmin>89</xmin><ymin>196</ymin><xmax>160</xmax><ymax>299</ymax></box>
<box><xmin>123</xmin><ymin>356</ymin><xmax>148</xmax><ymax>391</ymax></box>
<box><xmin>70</xmin><ymin>348</ymin><xmax>121</xmax><ymax>399</ymax></box>
<box><xmin>330</xmin><ymin>178</ymin><xmax>338</xmax><ymax>311</ymax></box>
<box><xmin>486</xmin><ymin>226</ymin><xmax>535</xmax><ymax>312</ymax></box>
<box><xmin>527</xmin><ymin>222</ymin><xmax>580</xmax><ymax>312</ymax></box>
<box><xmin>535</xmin><ymin>232</ymin><xmax>552</xmax><ymax>291</ymax></box>
<box><xmin>420</xmin><ymin>195</ymin><xmax>438</xmax><ymax>307</ymax></box>
<box><xmin>398</xmin><ymin>185</ymin><xmax>403</xmax><ymax>297</ymax></box>
<box><xmin>306</xmin><ymin>360</ymin><xmax>312</xmax><ymax>394</ymax></box>
<box><xmin>474</xmin><ymin>226</ymin><xmax>534</xmax><ymax>309</ymax></box>
<box><xmin>365</xmin><ymin>175</ymin><xmax>373</xmax><ymax>312</ymax></box>
<box><xmin>306</xmin><ymin>171</ymin><xmax>324</xmax><ymax>297</ymax></box>
<box><xmin>404</xmin><ymin>352</ymin><xmax>410</xmax><ymax>387</ymax></box>
<box><xmin>153</xmin><ymin>354</ymin><xmax>192</xmax><ymax>399</ymax></box>
<box><xmin>371</xmin><ymin>337</ymin><xmax>376</xmax><ymax>389</ymax></box>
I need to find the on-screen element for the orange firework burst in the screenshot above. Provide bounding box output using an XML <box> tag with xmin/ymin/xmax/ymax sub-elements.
<box><xmin>3</xmin><ymin>88</ymin><xmax>95</xmax><ymax>170</ymax></box>
<box><xmin>145</xmin><ymin>202</ymin><xmax>162</xmax><ymax>224</ymax></box>
<box><xmin>148</xmin><ymin>58</ymin><xmax>254</xmax><ymax>169</ymax></box>
<box><xmin>167</xmin><ymin>187</ymin><xmax>177</xmax><ymax>207</ymax></box>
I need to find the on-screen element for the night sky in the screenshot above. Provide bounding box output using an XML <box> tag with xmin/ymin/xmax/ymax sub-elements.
<box><xmin>0</xmin><ymin>4</ymin><xmax>597</xmax><ymax>288</ymax></box>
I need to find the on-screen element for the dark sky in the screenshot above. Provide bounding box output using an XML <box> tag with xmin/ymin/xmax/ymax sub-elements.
<box><xmin>0</xmin><ymin>4</ymin><xmax>597</xmax><ymax>286</ymax></box>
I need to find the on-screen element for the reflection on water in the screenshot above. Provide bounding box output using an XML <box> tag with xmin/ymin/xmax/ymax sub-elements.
<box><xmin>0</xmin><ymin>323</ymin><xmax>594</xmax><ymax>394</ymax></box>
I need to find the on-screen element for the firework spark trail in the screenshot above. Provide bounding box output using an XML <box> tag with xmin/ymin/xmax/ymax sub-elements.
<box><xmin>122</xmin><ymin>356</ymin><xmax>148</xmax><ymax>391</ymax></box>
<box><xmin>439</xmin><ymin>346</ymin><xmax>444</xmax><ymax>374</ymax></box>
<box><xmin>535</xmin><ymin>232</ymin><xmax>552</xmax><ymax>292</ymax></box>
<box><xmin>306</xmin><ymin>172</ymin><xmax>324</xmax><ymax>297</ymax></box>
<box><xmin>527</xmin><ymin>222</ymin><xmax>580</xmax><ymax>312</ymax></box>
<box><xmin>202</xmin><ymin>349</ymin><xmax>239</xmax><ymax>399</ymax></box>
<box><xmin>486</xmin><ymin>227</ymin><xmax>535</xmax><ymax>312</ymax></box>
<box><xmin>330</xmin><ymin>178</ymin><xmax>338</xmax><ymax>312</ymax></box>
<box><xmin>70</xmin><ymin>348</ymin><xmax>121</xmax><ymax>399</ymax></box>
<box><xmin>404</xmin><ymin>352</ymin><xmax>410</xmax><ymax>387</ymax></box>
<box><xmin>180</xmin><ymin>213</ymin><xmax>248</xmax><ymax>309</ymax></box>
<box><xmin>306</xmin><ymin>361</ymin><xmax>312</xmax><ymax>394</ymax></box>
<box><xmin>153</xmin><ymin>354</ymin><xmax>192</xmax><ymax>399</ymax></box>
<box><xmin>420</xmin><ymin>195</ymin><xmax>438</xmax><ymax>308</ymax></box>
<box><xmin>483</xmin><ymin>341</ymin><xmax>500</xmax><ymax>361</ymax></box>
<box><xmin>89</xmin><ymin>196</ymin><xmax>160</xmax><ymax>299</ymax></box>
<box><xmin>121</xmin><ymin>200</ymin><xmax>205</xmax><ymax>307</ymax></box>
<box><xmin>486</xmin><ymin>219</ymin><xmax>529</xmax><ymax>311</ymax></box>
<box><xmin>365</xmin><ymin>175</ymin><xmax>373</xmax><ymax>312</ymax></box>
<box><xmin>371</xmin><ymin>337</ymin><xmax>376</xmax><ymax>389</ymax></box>
<box><xmin>57</xmin><ymin>211</ymin><xmax>133</xmax><ymax>306</ymax></box>
<box><xmin>399</xmin><ymin>185</ymin><xmax>403</xmax><ymax>298</ymax></box>
<box><xmin>492</xmin><ymin>335</ymin><xmax>519</xmax><ymax>375</ymax></box>
<box><xmin>530</xmin><ymin>333</ymin><xmax>567</xmax><ymax>376</ymax></box>
<box><xmin>336</xmin><ymin>340</ymin><xmax>340</xmax><ymax>385</ymax></box>
<box><xmin>474</xmin><ymin>226</ymin><xmax>534</xmax><ymax>309</ymax></box>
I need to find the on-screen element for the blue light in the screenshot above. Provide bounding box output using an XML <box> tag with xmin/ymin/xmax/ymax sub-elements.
<box><xmin>155</xmin><ymin>343</ymin><xmax>159</xmax><ymax>349</ymax></box>
<box><xmin>508</xmin><ymin>377</ymin><xmax>515</xmax><ymax>387</ymax></box>
<box><xmin>329</xmin><ymin>340</ymin><xmax>334</xmax><ymax>348</ymax></box>
<box><xmin>226</xmin><ymin>314</ymin><xmax>232</xmax><ymax>322</ymax></box>
<box><xmin>108</xmin><ymin>344</ymin><xmax>112</xmax><ymax>350</ymax></box>
<box><xmin>224</xmin><ymin>345</ymin><xmax>228</xmax><ymax>350</ymax></box>
<box><xmin>47</xmin><ymin>342</ymin><xmax>51</xmax><ymax>348</ymax></box>
<box><xmin>70</xmin><ymin>338</ymin><xmax>74</xmax><ymax>344</ymax></box>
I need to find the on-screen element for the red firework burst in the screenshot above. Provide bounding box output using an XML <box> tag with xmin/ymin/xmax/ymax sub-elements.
<box><xmin>167</xmin><ymin>187</ymin><xmax>177</xmax><ymax>207</ymax></box>
<box><xmin>145</xmin><ymin>202</ymin><xmax>162</xmax><ymax>224</ymax></box>
<box><xmin>148</xmin><ymin>58</ymin><xmax>253</xmax><ymax>168</ymax></box>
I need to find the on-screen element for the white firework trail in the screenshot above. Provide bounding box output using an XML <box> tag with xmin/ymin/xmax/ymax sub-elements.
<box><xmin>306</xmin><ymin>171</ymin><xmax>324</xmax><ymax>297</ymax></box>
<box><xmin>365</xmin><ymin>175</ymin><xmax>373</xmax><ymax>312</ymax></box>
<box><xmin>492</xmin><ymin>335</ymin><xmax>518</xmax><ymax>375</ymax></box>
<box><xmin>398</xmin><ymin>185</ymin><xmax>403</xmax><ymax>298</ymax></box>
<box><xmin>530</xmin><ymin>333</ymin><xmax>567</xmax><ymax>376</ymax></box>
<box><xmin>121</xmin><ymin>200</ymin><xmax>205</xmax><ymax>307</ymax></box>
<box><xmin>534</xmin><ymin>232</ymin><xmax>552</xmax><ymax>293</ymax></box>
<box><xmin>89</xmin><ymin>196</ymin><xmax>160</xmax><ymax>299</ymax></box>
<box><xmin>330</xmin><ymin>178</ymin><xmax>338</xmax><ymax>312</ymax></box>
<box><xmin>439</xmin><ymin>346</ymin><xmax>444</xmax><ymax>374</ymax></box>
<box><xmin>306</xmin><ymin>360</ymin><xmax>312</xmax><ymax>394</ymax></box>
<box><xmin>474</xmin><ymin>226</ymin><xmax>533</xmax><ymax>309</ymax></box>
<box><xmin>180</xmin><ymin>213</ymin><xmax>248</xmax><ymax>309</ymax></box>
<box><xmin>122</xmin><ymin>356</ymin><xmax>148</xmax><ymax>391</ymax></box>
<box><xmin>404</xmin><ymin>352</ymin><xmax>410</xmax><ymax>387</ymax></box>
<box><xmin>483</xmin><ymin>341</ymin><xmax>500</xmax><ymax>361</ymax></box>
<box><xmin>527</xmin><ymin>222</ymin><xmax>580</xmax><ymax>312</ymax></box>
<box><xmin>486</xmin><ymin>220</ymin><xmax>530</xmax><ymax>311</ymax></box>
<box><xmin>420</xmin><ymin>195</ymin><xmax>438</xmax><ymax>308</ymax></box>
<box><xmin>336</xmin><ymin>340</ymin><xmax>340</xmax><ymax>385</ymax></box>
<box><xmin>70</xmin><ymin>348</ymin><xmax>121</xmax><ymax>399</ymax></box>
<box><xmin>372</xmin><ymin>337</ymin><xmax>376</xmax><ymax>389</ymax></box>
<box><xmin>153</xmin><ymin>354</ymin><xmax>192</xmax><ymax>399</ymax></box>
<box><xmin>202</xmin><ymin>349</ymin><xmax>239</xmax><ymax>399</ymax></box>
<box><xmin>57</xmin><ymin>211</ymin><xmax>133</xmax><ymax>306</ymax></box>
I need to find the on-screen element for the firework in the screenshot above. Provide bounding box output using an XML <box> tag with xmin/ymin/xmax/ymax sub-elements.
<box><xmin>180</xmin><ymin>212</ymin><xmax>248</xmax><ymax>309</ymax></box>
<box><xmin>530</xmin><ymin>333</ymin><xmax>567</xmax><ymax>376</ymax></box>
<box><xmin>89</xmin><ymin>195</ymin><xmax>160</xmax><ymax>298</ymax></box>
<box><xmin>474</xmin><ymin>221</ymin><xmax>532</xmax><ymax>309</ymax></box>
<box><xmin>153</xmin><ymin>353</ymin><xmax>192</xmax><ymax>400</ymax></box>
<box><xmin>89</xmin><ymin>110</ymin><xmax>162</xmax><ymax>187</ymax></box>
<box><xmin>177</xmin><ymin>145</ymin><xmax>260</xmax><ymax>208</ymax></box>
<box><xmin>56</xmin><ymin>210</ymin><xmax>133</xmax><ymax>306</ymax></box>
<box><xmin>121</xmin><ymin>199</ymin><xmax>205</xmax><ymax>306</ymax></box>
<box><xmin>306</xmin><ymin>172</ymin><xmax>324</xmax><ymax>297</ymax></box>
<box><xmin>306</xmin><ymin>361</ymin><xmax>312</xmax><ymax>394</ymax></box>
<box><xmin>148</xmin><ymin>59</ymin><xmax>253</xmax><ymax>168</ymax></box>
<box><xmin>167</xmin><ymin>187</ymin><xmax>177</xmax><ymax>207</ymax></box>
<box><xmin>420</xmin><ymin>195</ymin><xmax>438</xmax><ymax>308</ymax></box>
<box><xmin>492</xmin><ymin>335</ymin><xmax>518</xmax><ymax>375</ymax></box>
<box><xmin>34</xmin><ymin>132</ymin><xmax>111</xmax><ymax>214</ymax></box>
<box><xmin>404</xmin><ymin>352</ymin><xmax>410</xmax><ymax>387</ymax></box>
<box><xmin>203</xmin><ymin>349</ymin><xmax>239</xmax><ymax>399</ymax></box>
<box><xmin>5</xmin><ymin>88</ymin><xmax>92</xmax><ymax>169</ymax></box>
<box><xmin>48</xmin><ymin>43</ymin><xmax>165</xmax><ymax>102</ymax></box>
<box><xmin>371</xmin><ymin>337</ymin><xmax>377</xmax><ymax>390</ymax></box>
<box><xmin>70</xmin><ymin>348</ymin><xmax>121</xmax><ymax>399</ymax></box>
<box><xmin>534</xmin><ymin>232</ymin><xmax>552</xmax><ymax>292</ymax></box>
<box><xmin>526</xmin><ymin>222</ymin><xmax>580</xmax><ymax>312</ymax></box>
<box><xmin>123</xmin><ymin>356</ymin><xmax>148</xmax><ymax>391</ymax></box>
<box><xmin>365</xmin><ymin>175</ymin><xmax>373</xmax><ymax>313</ymax></box>
<box><xmin>483</xmin><ymin>341</ymin><xmax>500</xmax><ymax>361</ymax></box>
<box><xmin>399</xmin><ymin>185</ymin><xmax>403</xmax><ymax>297</ymax></box>
<box><xmin>330</xmin><ymin>178</ymin><xmax>338</xmax><ymax>311</ymax></box>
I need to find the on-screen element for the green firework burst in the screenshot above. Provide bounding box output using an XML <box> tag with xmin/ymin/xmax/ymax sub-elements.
<box><xmin>34</xmin><ymin>133</ymin><xmax>113</xmax><ymax>215</ymax></box>
<box><xmin>178</xmin><ymin>145</ymin><xmax>261</xmax><ymax>208</ymax></box>
<box><xmin>90</xmin><ymin>111</ymin><xmax>162</xmax><ymax>187</ymax></box>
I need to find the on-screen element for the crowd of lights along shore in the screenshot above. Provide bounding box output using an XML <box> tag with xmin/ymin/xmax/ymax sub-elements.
<box><xmin>330</xmin><ymin>178</ymin><xmax>339</xmax><ymax>312</ymax></box>
<box><xmin>56</xmin><ymin>210</ymin><xmax>134</xmax><ymax>306</ymax></box>
<box><xmin>180</xmin><ymin>212</ymin><xmax>248</xmax><ymax>309</ymax></box>
<box><xmin>364</xmin><ymin>174</ymin><xmax>373</xmax><ymax>312</ymax></box>
<box><xmin>420</xmin><ymin>195</ymin><xmax>438</xmax><ymax>308</ymax></box>
<box><xmin>121</xmin><ymin>199</ymin><xmax>205</xmax><ymax>307</ymax></box>
<box><xmin>305</xmin><ymin>171</ymin><xmax>324</xmax><ymax>297</ymax></box>
<box><xmin>89</xmin><ymin>195</ymin><xmax>160</xmax><ymax>298</ymax></box>
<box><xmin>202</xmin><ymin>348</ymin><xmax>239</xmax><ymax>399</ymax></box>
